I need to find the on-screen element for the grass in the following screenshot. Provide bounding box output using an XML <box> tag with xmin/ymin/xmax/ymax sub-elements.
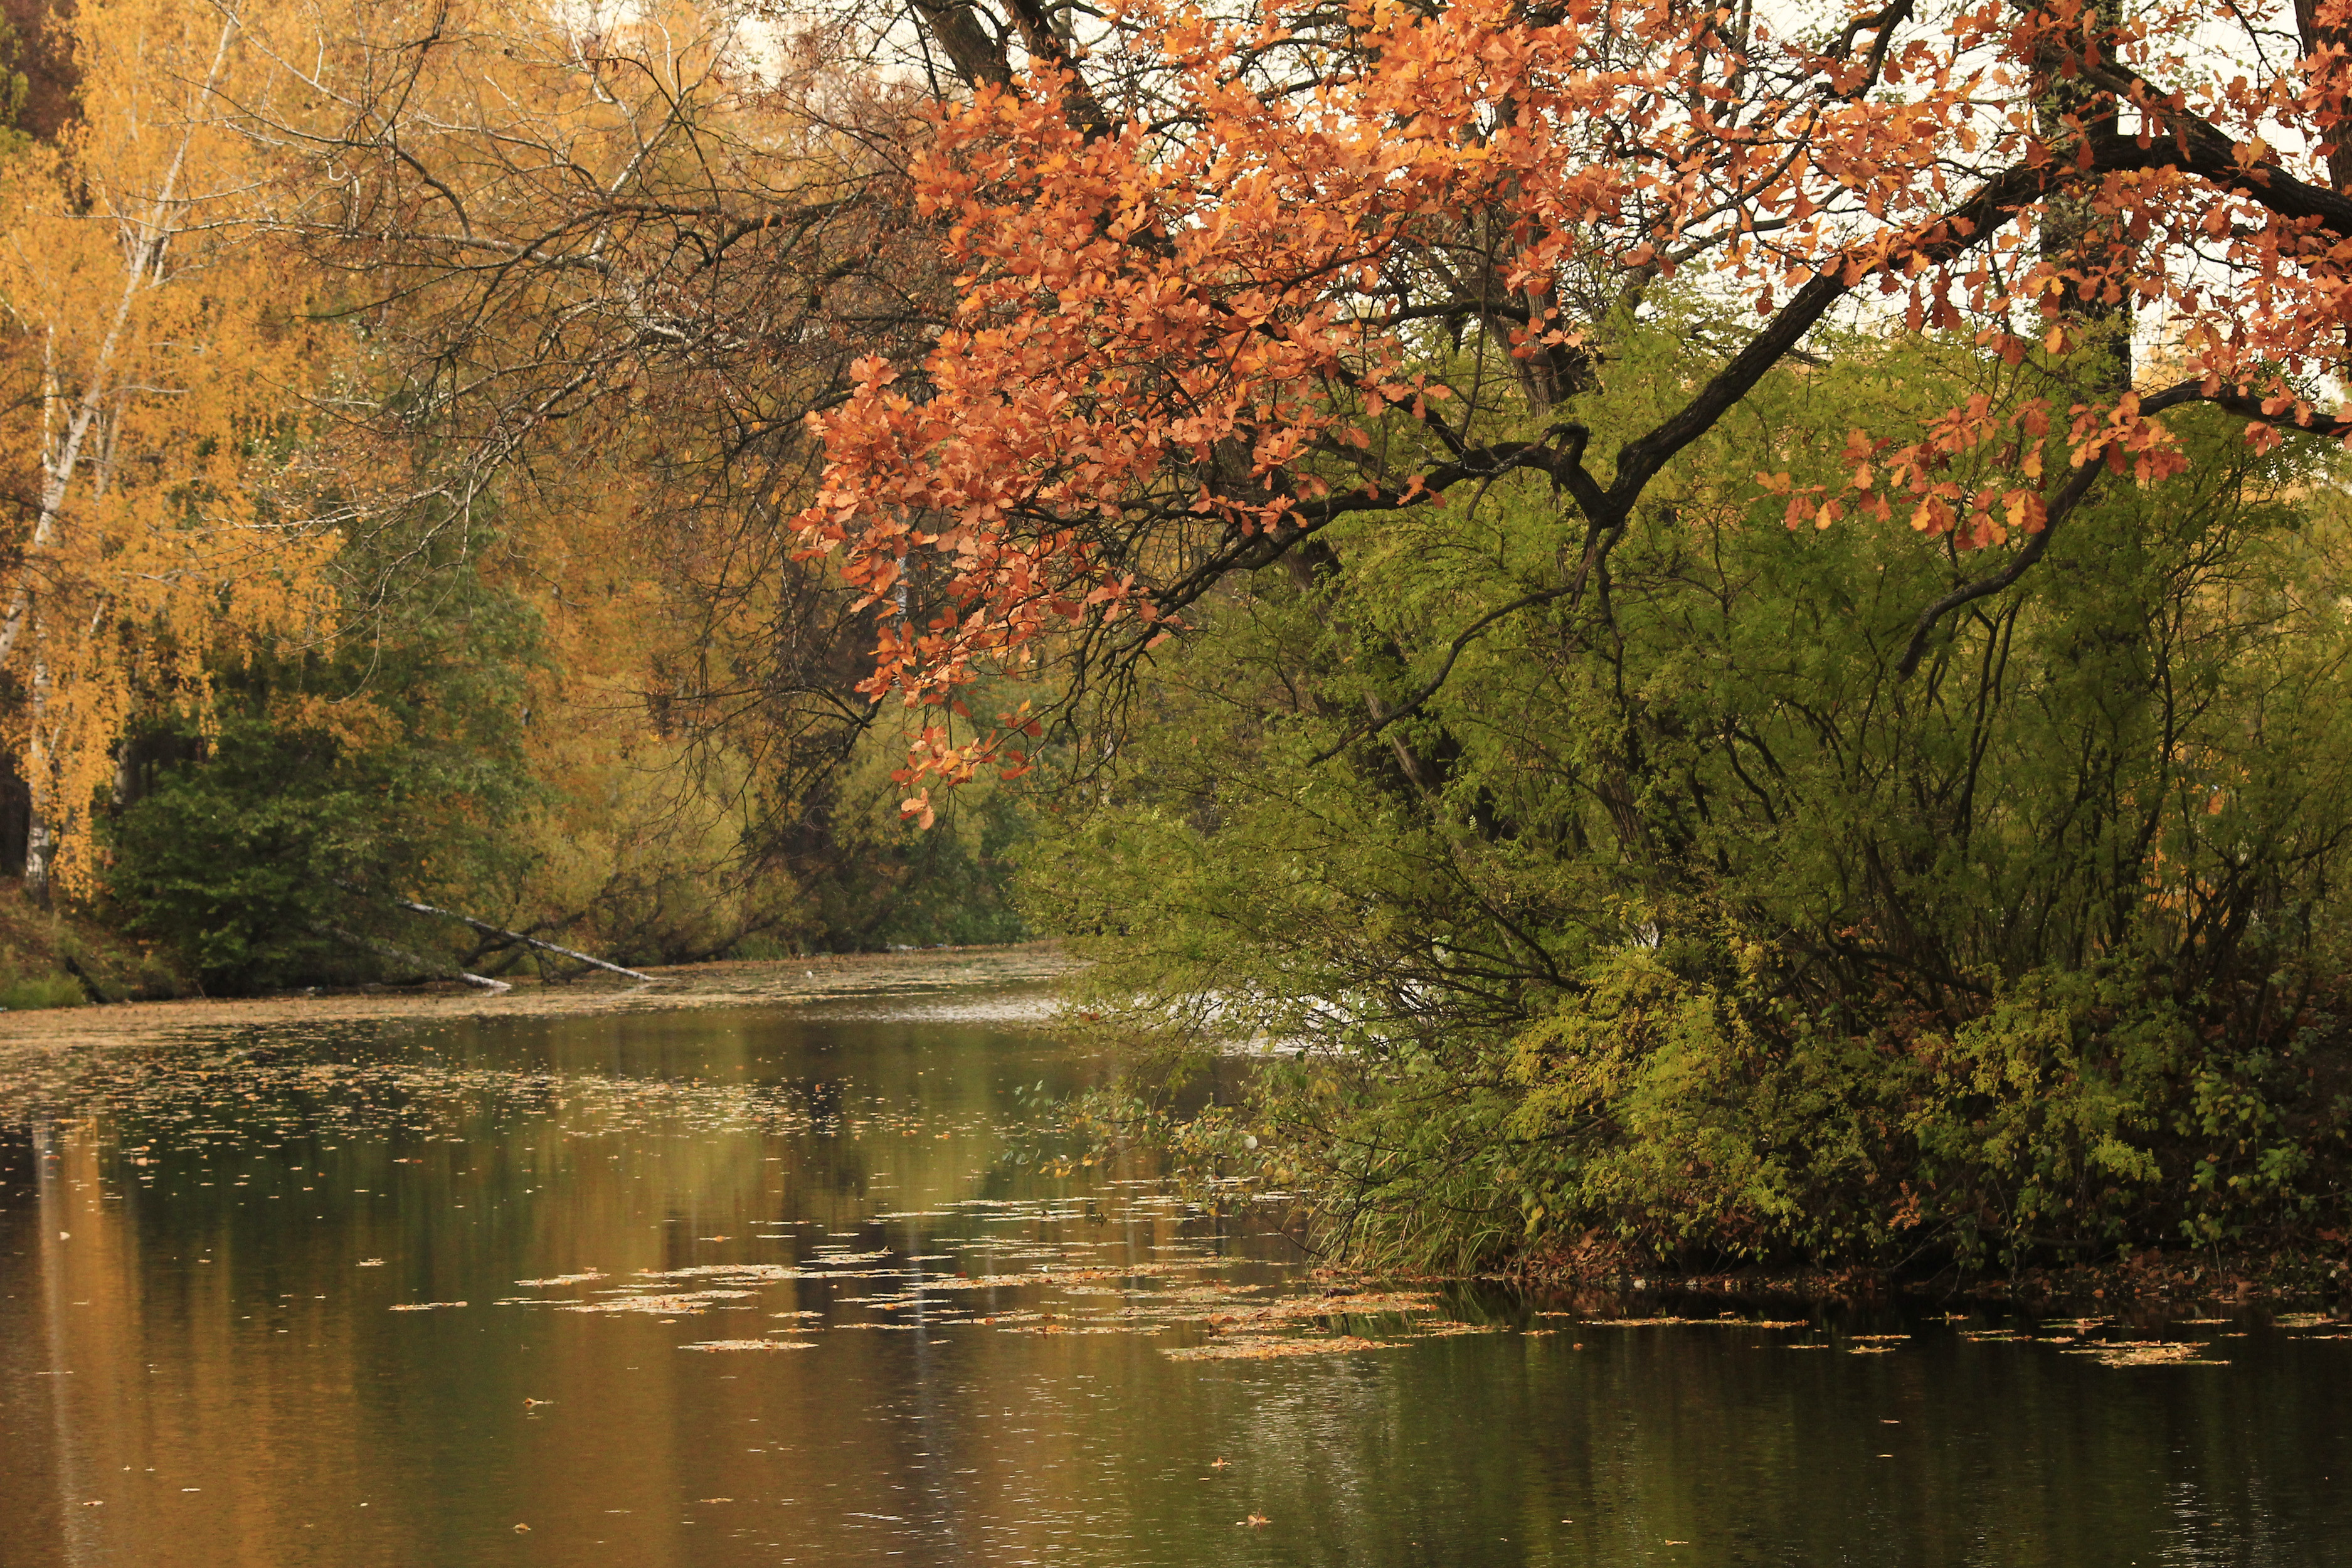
<box><xmin>0</xmin><ymin>879</ymin><xmax>187</xmax><ymax>1002</ymax></box>
<box><xmin>0</xmin><ymin>969</ymin><xmax>87</xmax><ymax>1009</ymax></box>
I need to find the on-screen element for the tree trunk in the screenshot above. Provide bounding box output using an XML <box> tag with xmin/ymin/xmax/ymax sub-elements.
<box><xmin>21</xmin><ymin>644</ymin><xmax>53</xmax><ymax>906</ymax></box>
<box><xmin>22</xmin><ymin>810</ymin><xmax>52</xmax><ymax>906</ymax></box>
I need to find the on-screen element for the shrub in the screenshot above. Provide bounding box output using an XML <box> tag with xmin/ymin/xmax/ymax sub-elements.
<box><xmin>1025</xmin><ymin>336</ymin><xmax>2352</xmax><ymax>1273</ymax></box>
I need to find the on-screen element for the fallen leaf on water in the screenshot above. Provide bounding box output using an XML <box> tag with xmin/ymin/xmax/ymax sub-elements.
<box><xmin>1581</xmin><ymin>1316</ymin><xmax>1804</xmax><ymax>1328</ymax></box>
<box><xmin>1164</xmin><ymin>1334</ymin><xmax>1401</xmax><ymax>1362</ymax></box>
<box><xmin>512</xmin><ymin>1524</ymin><xmax>531</xmax><ymax>1534</ymax></box>
<box><xmin>1242</xmin><ymin>1515</ymin><xmax>1270</xmax><ymax>1528</ymax></box>
<box><xmin>559</xmin><ymin>1290</ymin><xmax>755</xmax><ymax>1316</ymax></box>
<box><xmin>679</xmin><ymin>1339</ymin><xmax>817</xmax><ymax>1352</ymax></box>
<box><xmin>2066</xmin><ymin>1341</ymin><xmax>2223</xmax><ymax>1368</ymax></box>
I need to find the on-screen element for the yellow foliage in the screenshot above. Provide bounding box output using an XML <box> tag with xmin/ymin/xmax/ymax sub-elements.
<box><xmin>0</xmin><ymin>0</ymin><xmax>902</xmax><ymax>930</ymax></box>
<box><xmin>0</xmin><ymin>0</ymin><xmax>346</xmax><ymax>893</ymax></box>
<box><xmin>476</xmin><ymin>459</ymin><xmax>815</xmax><ymax>955</ymax></box>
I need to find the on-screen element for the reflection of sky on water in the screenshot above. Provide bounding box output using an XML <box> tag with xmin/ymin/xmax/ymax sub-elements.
<box><xmin>785</xmin><ymin>991</ymin><xmax>1067</xmax><ymax>1026</ymax></box>
<box><xmin>0</xmin><ymin>979</ymin><xmax>2344</xmax><ymax>1567</ymax></box>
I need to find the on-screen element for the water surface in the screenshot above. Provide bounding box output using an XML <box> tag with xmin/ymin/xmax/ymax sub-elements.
<box><xmin>1</xmin><ymin>977</ymin><xmax>2346</xmax><ymax>1566</ymax></box>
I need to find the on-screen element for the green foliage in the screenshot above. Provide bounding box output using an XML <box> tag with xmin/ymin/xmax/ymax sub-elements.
<box><xmin>1024</xmin><ymin>324</ymin><xmax>2352</xmax><ymax>1274</ymax></box>
<box><xmin>852</xmin><ymin>780</ymin><xmax>1030</xmax><ymax>949</ymax></box>
<box><xmin>105</xmin><ymin>542</ymin><xmax>542</xmax><ymax>994</ymax></box>
<box><xmin>0</xmin><ymin>968</ymin><xmax>82</xmax><ymax>1009</ymax></box>
<box><xmin>0</xmin><ymin>17</ymin><xmax>32</xmax><ymax>159</ymax></box>
<box><xmin>767</xmin><ymin>708</ymin><xmax>1032</xmax><ymax>952</ymax></box>
<box><xmin>105</xmin><ymin>563</ymin><xmax>1027</xmax><ymax>987</ymax></box>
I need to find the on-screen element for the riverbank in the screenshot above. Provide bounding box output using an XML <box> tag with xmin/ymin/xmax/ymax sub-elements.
<box><xmin>1503</xmin><ymin>1236</ymin><xmax>2352</xmax><ymax>1311</ymax></box>
<box><xmin>0</xmin><ymin>942</ymin><xmax>1078</xmax><ymax>1054</ymax></box>
<box><xmin>0</xmin><ymin>882</ymin><xmax>183</xmax><ymax>1007</ymax></box>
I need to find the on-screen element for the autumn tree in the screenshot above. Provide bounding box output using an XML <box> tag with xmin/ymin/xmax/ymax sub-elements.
<box><xmin>793</xmin><ymin>0</ymin><xmax>2352</xmax><ymax>1269</ymax></box>
<box><xmin>0</xmin><ymin>0</ymin><xmax>343</xmax><ymax>899</ymax></box>
<box><xmin>198</xmin><ymin>0</ymin><xmax>1024</xmax><ymax>954</ymax></box>
<box><xmin>807</xmin><ymin>0</ymin><xmax>2352</xmax><ymax>800</ymax></box>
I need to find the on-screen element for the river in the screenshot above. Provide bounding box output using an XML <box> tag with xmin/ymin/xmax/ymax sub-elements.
<box><xmin>1</xmin><ymin>960</ymin><xmax>2345</xmax><ymax>1565</ymax></box>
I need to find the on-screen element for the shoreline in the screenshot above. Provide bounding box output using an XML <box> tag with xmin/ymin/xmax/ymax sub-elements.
<box><xmin>0</xmin><ymin>942</ymin><xmax>1079</xmax><ymax>1055</ymax></box>
<box><xmin>1498</xmin><ymin>1244</ymin><xmax>2352</xmax><ymax>1311</ymax></box>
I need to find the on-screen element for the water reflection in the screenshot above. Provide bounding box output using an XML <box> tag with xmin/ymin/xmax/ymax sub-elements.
<box><xmin>1</xmin><ymin>984</ymin><xmax>2346</xmax><ymax>1567</ymax></box>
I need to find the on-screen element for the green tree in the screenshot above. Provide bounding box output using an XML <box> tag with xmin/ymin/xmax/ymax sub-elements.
<box><xmin>107</xmin><ymin>534</ymin><xmax>540</xmax><ymax>993</ymax></box>
<box><xmin>1026</xmin><ymin>326</ymin><xmax>2352</xmax><ymax>1273</ymax></box>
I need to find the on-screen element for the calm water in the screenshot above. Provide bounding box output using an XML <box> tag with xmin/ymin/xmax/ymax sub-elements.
<box><xmin>1</xmin><ymin>982</ymin><xmax>2346</xmax><ymax>1567</ymax></box>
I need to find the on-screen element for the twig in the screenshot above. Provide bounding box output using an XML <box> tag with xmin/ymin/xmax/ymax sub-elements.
<box><xmin>1894</xmin><ymin>379</ymin><xmax>2243</xmax><ymax>679</ymax></box>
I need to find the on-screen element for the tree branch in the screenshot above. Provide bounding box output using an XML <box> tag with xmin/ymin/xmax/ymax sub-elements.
<box><xmin>390</xmin><ymin>896</ymin><xmax>665</xmax><ymax>983</ymax></box>
<box><xmin>1894</xmin><ymin>379</ymin><xmax>2268</xmax><ymax>677</ymax></box>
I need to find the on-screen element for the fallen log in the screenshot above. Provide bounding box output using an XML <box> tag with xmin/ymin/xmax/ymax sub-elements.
<box><xmin>320</xmin><ymin>926</ymin><xmax>512</xmax><ymax>993</ymax></box>
<box><xmin>389</xmin><ymin>898</ymin><xmax>663</xmax><ymax>985</ymax></box>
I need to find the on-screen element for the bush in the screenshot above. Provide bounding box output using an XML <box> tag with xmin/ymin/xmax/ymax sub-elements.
<box><xmin>104</xmin><ymin>543</ymin><xmax>540</xmax><ymax>993</ymax></box>
<box><xmin>0</xmin><ymin>969</ymin><xmax>84</xmax><ymax>1010</ymax></box>
<box><xmin>1025</xmin><ymin>331</ymin><xmax>2352</xmax><ymax>1274</ymax></box>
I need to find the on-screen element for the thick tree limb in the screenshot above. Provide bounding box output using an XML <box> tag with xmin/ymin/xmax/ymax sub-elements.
<box><xmin>391</xmin><ymin>897</ymin><xmax>664</xmax><ymax>983</ymax></box>
<box><xmin>320</xmin><ymin>926</ymin><xmax>513</xmax><ymax>992</ymax></box>
<box><xmin>1147</xmin><ymin>429</ymin><xmax>1597</xmax><ymax>622</ymax></box>
<box><xmin>909</xmin><ymin>0</ymin><xmax>1012</xmax><ymax>88</ymax></box>
<box><xmin>1894</xmin><ymin>380</ymin><xmax>2244</xmax><ymax>678</ymax></box>
<box><xmin>2079</xmin><ymin>68</ymin><xmax>2352</xmax><ymax>236</ymax></box>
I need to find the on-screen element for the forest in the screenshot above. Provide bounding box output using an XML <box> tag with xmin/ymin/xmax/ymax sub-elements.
<box><xmin>4</xmin><ymin>0</ymin><xmax>2351</xmax><ymax>1277</ymax></box>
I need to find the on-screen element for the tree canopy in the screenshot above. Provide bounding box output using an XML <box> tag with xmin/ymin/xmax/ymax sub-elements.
<box><xmin>0</xmin><ymin>0</ymin><xmax>1022</xmax><ymax>974</ymax></box>
<box><xmin>0</xmin><ymin>0</ymin><xmax>344</xmax><ymax>894</ymax></box>
<box><xmin>802</xmin><ymin>0</ymin><xmax>2352</xmax><ymax>810</ymax></box>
